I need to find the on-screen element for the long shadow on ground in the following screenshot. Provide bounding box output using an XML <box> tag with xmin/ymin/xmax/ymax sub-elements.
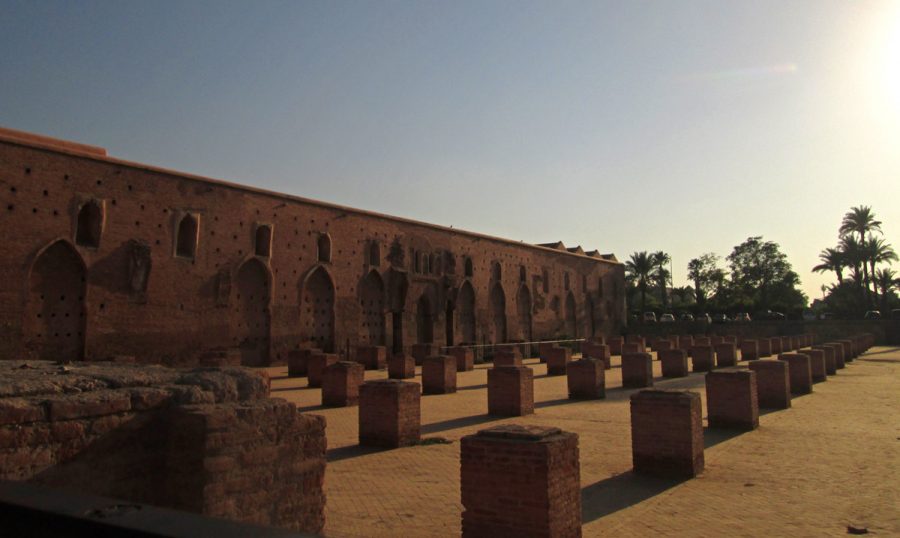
<box><xmin>581</xmin><ymin>471</ymin><xmax>685</xmax><ymax>523</ymax></box>
<box><xmin>421</xmin><ymin>413</ymin><xmax>499</xmax><ymax>435</ymax></box>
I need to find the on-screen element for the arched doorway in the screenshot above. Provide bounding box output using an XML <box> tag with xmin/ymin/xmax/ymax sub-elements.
<box><xmin>416</xmin><ymin>293</ymin><xmax>434</xmax><ymax>344</ymax></box>
<box><xmin>565</xmin><ymin>292</ymin><xmax>577</xmax><ymax>338</ymax></box>
<box><xmin>303</xmin><ymin>266</ymin><xmax>335</xmax><ymax>352</ymax></box>
<box><xmin>359</xmin><ymin>271</ymin><xmax>385</xmax><ymax>345</ymax></box>
<box><xmin>23</xmin><ymin>241</ymin><xmax>86</xmax><ymax>361</ymax></box>
<box><xmin>457</xmin><ymin>281</ymin><xmax>476</xmax><ymax>344</ymax></box>
<box><xmin>517</xmin><ymin>285</ymin><xmax>532</xmax><ymax>342</ymax></box>
<box><xmin>234</xmin><ymin>259</ymin><xmax>270</xmax><ymax>366</ymax></box>
<box><xmin>490</xmin><ymin>283</ymin><xmax>507</xmax><ymax>344</ymax></box>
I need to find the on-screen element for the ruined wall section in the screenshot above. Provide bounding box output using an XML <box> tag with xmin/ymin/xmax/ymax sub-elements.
<box><xmin>0</xmin><ymin>136</ymin><xmax>624</xmax><ymax>364</ymax></box>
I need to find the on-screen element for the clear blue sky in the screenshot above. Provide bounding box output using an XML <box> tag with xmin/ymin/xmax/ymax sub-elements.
<box><xmin>2</xmin><ymin>0</ymin><xmax>898</xmax><ymax>302</ymax></box>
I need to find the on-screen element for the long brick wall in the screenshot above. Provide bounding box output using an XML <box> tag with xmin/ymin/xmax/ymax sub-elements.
<box><xmin>0</xmin><ymin>129</ymin><xmax>625</xmax><ymax>365</ymax></box>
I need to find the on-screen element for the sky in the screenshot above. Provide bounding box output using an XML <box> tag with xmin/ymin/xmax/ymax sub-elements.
<box><xmin>1</xmin><ymin>0</ymin><xmax>898</xmax><ymax>302</ymax></box>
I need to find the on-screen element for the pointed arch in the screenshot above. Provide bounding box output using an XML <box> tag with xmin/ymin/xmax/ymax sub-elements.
<box><xmin>255</xmin><ymin>225</ymin><xmax>272</xmax><ymax>258</ymax></box>
<box><xmin>23</xmin><ymin>240</ymin><xmax>86</xmax><ymax>361</ymax></box>
<box><xmin>565</xmin><ymin>291</ymin><xmax>577</xmax><ymax>338</ymax></box>
<box><xmin>516</xmin><ymin>284</ymin><xmax>532</xmax><ymax>343</ymax></box>
<box><xmin>416</xmin><ymin>292</ymin><xmax>434</xmax><ymax>344</ymax></box>
<box><xmin>490</xmin><ymin>283</ymin><xmax>507</xmax><ymax>344</ymax></box>
<box><xmin>75</xmin><ymin>200</ymin><xmax>103</xmax><ymax>248</ymax></box>
<box><xmin>234</xmin><ymin>258</ymin><xmax>271</xmax><ymax>365</ymax></box>
<box><xmin>302</xmin><ymin>265</ymin><xmax>335</xmax><ymax>352</ymax></box>
<box><xmin>317</xmin><ymin>234</ymin><xmax>331</xmax><ymax>263</ymax></box>
<box><xmin>457</xmin><ymin>280</ymin><xmax>476</xmax><ymax>344</ymax></box>
<box><xmin>464</xmin><ymin>257</ymin><xmax>474</xmax><ymax>277</ymax></box>
<box><xmin>359</xmin><ymin>270</ymin><xmax>386</xmax><ymax>345</ymax></box>
<box><xmin>175</xmin><ymin>214</ymin><xmax>198</xmax><ymax>258</ymax></box>
<box><xmin>491</xmin><ymin>261</ymin><xmax>502</xmax><ymax>281</ymax></box>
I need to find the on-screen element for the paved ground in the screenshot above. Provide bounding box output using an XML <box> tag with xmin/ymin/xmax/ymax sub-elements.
<box><xmin>267</xmin><ymin>346</ymin><xmax>900</xmax><ymax>537</ymax></box>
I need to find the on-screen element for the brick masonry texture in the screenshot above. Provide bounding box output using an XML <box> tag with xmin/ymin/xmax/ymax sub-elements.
<box><xmin>771</xmin><ymin>337</ymin><xmax>782</xmax><ymax>355</ymax></box>
<box><xmin>581</xmin><ymin>342</ymin><xmax>611</xmax><ymax>369</ymax></box>
<box><xmin>546</xmin><ymin>346</ymin><xmax>572</xmax><ymax>376</ymax></box>
<box><xmin>322</xmin><ymin>361</ymin><xmax>365</xmax><ymax>407</ymax></box>
<box><xmin>690</xmin><ymin>345</ymin><xmax>715</xmax><ymax>373</ymax></box>
<box><xmin>740</xmin><ymin>340</ymin><xmax>759</xmax><ymax>361</ymax></box>
<box><xmin>0</xmin><ymin>360</ymin><xmax>325</xmax><ymax>534</ymax></box>
<box><xmin>0</xmin><ymin>129</ymin><xmax>624</xmax><ymax>367</ymax></box>
<box><xmin>757</xmin><ymin>338</ymin><xmax>772</xmax><ymax>358</ymax></box>
<box><xmin>487</xmin><ymin>366</ymin><xmax>534</xmax><ymax>416</ymax></box>
<box><xmin>566</xmin><ymin>359</ymin><xmax>606</xmax><ymax>400</ymax></box>
<box><xmin>747</xmin><ymin>360</ymin><xmax>791</xmax><ymax>409</ymax></box>
<box><xmin>355</xmin><ymin>345</ymin><xmax>386</xmax><ymax>370</ymax></box>
<box><xmin>422</xmin><ymin>355</ymin><xmax>457</xmax><ymax>394</ymax></box>
<box><xmin>813</xmin><ymin>345</ymin><xmax>837</xmax><ymax>374</ymax></box>
<box><xmin>705</xmin><ymin>371</ymin><xmax>759</xmax><ymax>431</ymax></box>
<box><xmin>460</xmin><ymin>425</ymin><xmax>581</xmax><ymax>538</ymax></box>
<box><xmin>607</xmin><ymin>337</ymin><xmax>624</xmax><ymax>356</ymax></box>
<box><xmin>714</xmin><ymin>343</ymin><xmax>737</xmax><ymax>367</ymax></box>
<box><xmin>287</xmin><ymin>347</ymin><xmax>320</xmax><ymax>377</ymax></box>
<box><xmin>805</xmin><ymin>349</ymin><xmax>827</xmax><ymax>382</ymax></box>
<box><xmin>778</xmin><ymin>353</ymin><xmax>813</xmax><ymax>395</ymax></box>
<box><xmin>387</xmin><ymin>353</ymin><xmax>415</xmax><ymax>379</ymax></box>
<box><xmin>493</xmin><ymin>349</ymin><xmax>522</xmax><ymax>367</ymax></box>
<box><xmin>307</xmin><ymin>353</ymin><xmax>338</xmax><ymax>388</ymax></box>
<box><xmin>622</xmin><ymin>353</ymin><xmax>653</xmax><ymax>388</ymax></box>
<box><xmin>630</xmin><ymin>390</ymin><xmax>704</xmax><ymax>479</ymax></box>
<box><xmin>448</xmin><ymin>347</ymin><xmax>475</xmax><ymax>371</ymax></box>
<box><xmin>358</xmin><ymin>379</ymin><xmax>420</xmax><ymax>448</ymax></box>
<box><xmin>659</xmin><ymin>349</ymin><xmax>688</xmax><ymax>378</ymax></box>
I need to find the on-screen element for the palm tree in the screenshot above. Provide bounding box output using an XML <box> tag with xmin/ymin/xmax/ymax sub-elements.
<box><xmin>840</xmin><ymin>206</ymin><xmax>882</xmax><ymax>296</ymax></box>
<box><xmin>865</xmin><ymin>235</ymin><xmax>897</xmax><ymax>290</ymax></box>
<box><xmin>873</xmin><ymin>268</ymin><xmax>899</xmax><ymax>313</ymax></box>
<box><xmin>651</xmin><ymin>251</ymin><xmax>671</xmax><ymax>307</ymax></box>
<box><xmin>625</xmin><ymin>251</ymin><xmax>654</xmax><ymax>313</ymax></box>
<box><xmin>812</xmin><ymin>247</ymin><xmax>845</xmax><ymax>284</ymax></box>
<box><xmin>839</xmin><ymin>235</ymin><xmax>865</xmax><ymax>288</ymax></box>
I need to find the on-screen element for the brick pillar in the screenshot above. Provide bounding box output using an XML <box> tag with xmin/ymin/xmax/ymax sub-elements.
<box><xmin>757</xmin><ymin>338</ymin><xmax>772</xmax><ymax>358</ymax></box>
<box><xmin>288</xmin><ymin>347</ymin><xmax>320</xmax><ymax>377</ymax></box>
<box><xmin>622</xmin><ymin>352</ymin><xmax>653</xmax><ymax>388</ymax></box>
<box><xmin>307</xmin><ymin>353</ymin><xmax>338</xmax><ymax>388</ymax></box>
<box><xmin>494</xmin><ymin>349</ymin><xmax>522</xmax><ymax>367</ymax></box>
<box><xmin>694</xmin><ymin>336</ymin><xmax>711</xmax><ymax>347</ymax></box>
<box><xmin>622</xmin><ymin>342</ymin><xmax>642</xmax><ymax>355</ymax></box>
<box><xmin>653</xmin><ymin>338</ymin><xmax>672</xmax><ymax>353</ymax></box>
<box><xmin>678</xmin><ymin>335</ymin><xmax>694</xmax><ymax>351</ymax></box>
<box><xmin>460</xmin><ymin>425</ymin><xmax>581</xmax><ymax>538</ymax></box>
<box><xmin>625</xmin><ymin>334</ymin><xmax>645</xmax><ymax>349</ymax></box>
<box><xmin>705</xmin><ymin>371</ymin><xmax>759</xmax><ymax>431</ymax></box>
<box><xmin>710</xmin><ymin>335</ymin><xmax>724</xmax><ymax>346</ymax></box>
<box><xmin>411</xmin><ymin>343</ymin><xmax>435</xmax><ymax>366</ymax></box>
<box><xmin>359</xmin><ymin>380</ymin><xmax>420</xmax><ymax>448</ymax></box>
<box><xmin>322</xmin><ymin>361</ymin><xmax>365</xmax><ymax>407</ymax></box>
<box><xmin>770</xmin><ymin>337</ymin><xmax>782</xmax><ymax>355</ymax></box>
<box><xmin>747</xmin><ymin>360</ymin><xmax>791</xmax><ymax>409</ymax></box>
<box><xmin>690</xmin><ymin>345</ymin><xmax>715</xmax><ymax>372</ymax></box>
<box><xmin>538</xmin><ymin>342</ymin><xmax>555</xmax><ymax>363</ymax></box>
<box><xmin>566</xmin><ymin>358</ymin><xmax>606</xmax><ymax>400</ymax></box>
<box><xmin>805</xmin><ymin>349</ymin><xmax>827</xmax><ymax>382</ymax></box>
<box><xmin>778</xmin><ymin>353</ymin><xmax>812</xmax><ymax>394</ymax></box>
<box><xmin>836</xmin><ymin>339</ymin><xmax>855</xmax><ymax>361</ymax></box>
<box><xmin>449</xmin><ymin>347</ymin><xmax>475</xmax><ymax>372</ymax></box>
<box><xmin>422</xmin><ymin>355</ymin><xmax>457</xmax><ymax>394</ymax></box>
<box><xmin>388</xmin><ymin>353</ymin><xmax>415</xmax><ymax>379</ymax></box>
<box><xmin>546</xmin><ymin>346</ymin><xmax>572</xmax><ymax>376</ymax></box>
<box><xmin>608</xmin><ymin>336</ymin><xmax>624</xmax><ymax>356</ymax></box>
<box><xmin>487</xmin><ymin>366</ymin><xmax>534</xmax><ymax>416</ymax></box>
<box><xmin>723</xmin><ymin>335</ymin><xmax>737</xmax><ymax>345</ymax></box>
<box><xmin>355</xmin><ymin>345</ymin><xmax>387</xmax><ymax>370</ymax></box>
<box><xmin>740</xmin><ymin>340</ymin><xmax>758</xmax><ymax>361</ymax></box>
<box><xmin>824</xmin><ymin>343</ymin><xmax>846</xmax><ymax>369</ymax></box>
<box><xmin>813</xmin><ymin>345</ymin><xmax>837</xmax><ymax>374</ymax></box>
<box><xmin>659</xmin><ymin>349</ymin><xmax>688</xmax><ymax>378</ymax></box>
<box><xmin>781</xmin><ymin>336</ymin><xmax>791</xmax><ymax>352</ymax></box>
<box><xmin>582</xmin><ymin>342</ymin><xmax>611</xmax><ymax>370</ymax></box>
<box><xmin>714</xmin><ymin>343</ymin><xmax>737</xmax><ymax>367</ymax></box>
<box><xmin>630</xmin><ymin>390</ymin><xmax>703</xmax><ymax>478</ymax></box>
<box><xmin>791</xmin><ymin>336</ymin><xmax>801</xmax><ymax>351</ymax></box>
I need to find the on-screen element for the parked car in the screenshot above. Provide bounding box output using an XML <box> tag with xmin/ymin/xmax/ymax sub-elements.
<box><xmin>864</xmin><ymin>310</ymin><xmax>882</xmax><ymax>320</ymax></box>
<box><xmin>659</xmin><ymin>313</ymin><xmax>675</xmax><ymax>323</ymax></box>
<box><xmin>756</xmin><ymin>310</ymin><xmax>785</xmax><ymax>321</ymax></box>
<box><xmin>733</xmin><ymin>313</ymin><xmax>751</xmax><ymax>322</ymax></box>
<box><xmin>711</xmin><ymin>313</ymin><xmax>729</xmax><ymax>324</ymax></box>
<box><xmin>642</xmin><ymin>311</ymin><xmax>657</xmax><ymax>323</ymax></box>
<box><xmin>679</xmin><ymin>313</ymin><xmax>694</xmax><ymax>322</ymax></box>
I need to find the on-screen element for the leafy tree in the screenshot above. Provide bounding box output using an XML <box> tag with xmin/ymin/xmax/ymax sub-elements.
<box><xmin>874</xmin><ymin>268</ymin><xmax>899</xmax><ymax>313</ymax></box>
<box><xmin>687</xmin><ymin>253</ymin><xmax>725</xmax><ymax>307</ymax></box>
<box><xmin>651</xmin><ymin>251</ymin><xmax>671</xmax><ymax>307</ymax></box>
<box><xmin>726</xmin><ymin>236</ymin><xmax>807</xmax><ymax>313</ymax></box>
<box><xmin>864</xmin><ymin>234</ymin><xmax>897</xmax><ymax>303</ymax></box>
<box><xmin>812</xmin><ymin>247</ymin><xmax>845</xmax><ymax>284</ymax></box>
<box><xmin>625</xmin><ymin>251</ymin><xmax>654</xmax><ymax>313</ymax></box>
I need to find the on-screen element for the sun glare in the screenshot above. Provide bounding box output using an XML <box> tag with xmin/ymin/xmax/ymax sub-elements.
<box><xmin>876</xmin><ymin>3</ymin><xmax>900</xmax><ymax>114</ymax></box>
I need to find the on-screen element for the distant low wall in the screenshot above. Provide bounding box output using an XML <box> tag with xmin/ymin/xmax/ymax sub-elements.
<box><xmin>625</xmin><ymin>320</ymin><xmax>900</xmax><ymax>346</ymax></box>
